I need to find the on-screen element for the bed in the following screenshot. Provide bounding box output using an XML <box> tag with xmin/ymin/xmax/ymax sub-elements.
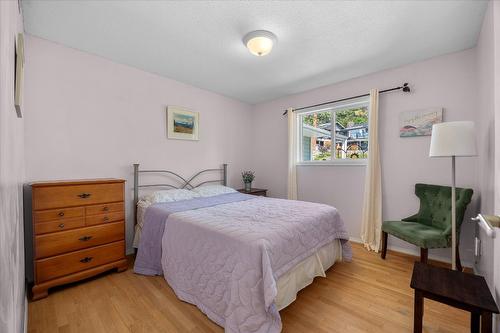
<box><xmin>132</xmin><ymin>163</ymin><xmax>351</xmax><ymax>333</ymax></box>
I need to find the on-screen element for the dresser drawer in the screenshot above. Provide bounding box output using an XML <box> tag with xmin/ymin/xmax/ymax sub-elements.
<box><xmin>35</xmin><ymin>222</ymin><xmax>124</xmax><ymax>259</ymax></box>
<box><xmin>86</xmin><ymin>202</ymin><xmax>124</xmax><ymax>216</ymax></box>
<box><xmin>34</xmin><ymin>207</ymin><xmax>84</xmax><ymax>223</ymax></box>
<box><xmin>33</xmin><ymin>183</ymin><xmax>124</xmax><ymax>210</ymax></box>
<box><xmin>36</xmin><ymin>240</ymin><xmax>125</xmax><ymax>283</ymax></box>
<box><xmin>86</xmin><ymin>211</ymin><xmax>124</xmax><ymax>226</ymax></box>
<box><xmin>35</xmin><ymin>217</ymin><xmax>85</xmax><ymax>235</ymax></box>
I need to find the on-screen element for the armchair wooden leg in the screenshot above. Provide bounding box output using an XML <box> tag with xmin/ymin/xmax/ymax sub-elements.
<box><xmin>420</xmin><ymin>248</ymin><xmax>428</xmax><ymax>264</ymax></box>
<box><xmin>381</xmin><ymin>231</ymin><xmax>388</xmax><ymax>260</ymax></box>
<box><xmin>456</xmin><ymin>243</ymin><xmax>462</xmax><ymax>272</ymax></box>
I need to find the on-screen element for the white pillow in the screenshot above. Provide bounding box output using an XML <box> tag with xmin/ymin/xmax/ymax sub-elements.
<box><xmin>142</xmin><ymin>189</ymin><xmax>200</xmax><ymax>204</ymax></box>
<box><xmin>191</xmin><ymin>185</ymin><xmax>236</xmax><ymax>197</ymax></box>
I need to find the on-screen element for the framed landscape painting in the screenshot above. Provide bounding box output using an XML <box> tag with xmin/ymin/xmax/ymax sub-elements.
<box><xmin>399</xmin><ymin>108</ymin><xmax>443</xmax><ymax>137</ymax></box>
<box><xmin>167</xmin><ymin>106</ymin><xmax>199</xmax><ymax>140</ymax></box>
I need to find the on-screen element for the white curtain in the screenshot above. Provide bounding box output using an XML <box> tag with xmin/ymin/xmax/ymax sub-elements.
<box><xmin>287</xmin><ymin>108</ymin><xmax>298</xmax><ymax>200</ymax></box>
<box><xmin>360</xmin><ymin>89</ymin><xmax>382</xmax><ymax>252</ymax></box>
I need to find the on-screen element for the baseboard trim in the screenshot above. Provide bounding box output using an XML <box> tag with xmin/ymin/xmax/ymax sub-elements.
<box><xmin>349</xmin><ymin>237</ymin><xmax>473</xmax><ymax>268</ymax></box>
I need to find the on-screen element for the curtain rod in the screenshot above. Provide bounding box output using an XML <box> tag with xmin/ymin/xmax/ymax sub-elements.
<box><xmin>282</xmin><ymin>82</ymin><xmax>411</xmax><ymax>116</ymax></box>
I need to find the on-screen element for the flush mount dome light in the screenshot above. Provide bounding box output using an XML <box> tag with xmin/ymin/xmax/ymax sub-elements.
<box><xmin>242</xmin><ymin>30</ymin><xmax>277</xmax><ymax>56</ymax></box>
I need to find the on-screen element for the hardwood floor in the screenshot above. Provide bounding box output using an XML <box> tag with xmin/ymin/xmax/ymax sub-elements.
<box><xmin>28</xmin><ymin>243</ymin><xmax>470</xmax><ymax>333</ymax></box>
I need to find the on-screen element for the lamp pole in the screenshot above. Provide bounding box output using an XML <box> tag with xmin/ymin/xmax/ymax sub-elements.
<box><xmin>430</xmin><ymin>121</ymin><xmax>476</xmax><ymax>271</ymax></box>
<box><xmin>451</xmin><ymin>155</ymin><xmax>456</xmax><ymax>271</ymax></box>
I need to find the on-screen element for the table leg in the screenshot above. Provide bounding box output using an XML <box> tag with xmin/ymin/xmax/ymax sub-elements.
<box><xmin>481</xmin><ymin>312</ymin><xmax>492</xmax><ymax>333</ymax></box>
<box><xmin>414</xmin><ymin>290</ymin><xmax>423</xmax><ymax>333</ymax></box>
<box><xmin>471</xmin><ymin>312</ymin><xmax>480</xmax><ymax>333</ymax></box>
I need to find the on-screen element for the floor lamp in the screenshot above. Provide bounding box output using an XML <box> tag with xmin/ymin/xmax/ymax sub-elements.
<box><xmin>429</xmin><ymin>121</ymin><xmax>476</xmax><ymax>270</ymax></box>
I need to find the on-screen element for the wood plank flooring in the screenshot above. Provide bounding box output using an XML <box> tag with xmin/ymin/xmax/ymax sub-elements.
<box><xmin>28</xmin><ymin>243</ymin><xmax>470</xmax><ymax>333</ymax></box>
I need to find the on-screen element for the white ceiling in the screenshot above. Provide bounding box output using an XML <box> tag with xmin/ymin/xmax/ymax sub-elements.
<box><xmin>22</xmin><ymin>1</ymin><xmax>488</xmax><ymax>104</ymax></box>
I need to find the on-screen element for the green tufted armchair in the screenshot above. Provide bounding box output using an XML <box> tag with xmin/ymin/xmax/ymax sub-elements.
<box><xmin>381</xmin><ymin>183</ymin><xmax>473</xmax><ymax>271</ymax></box>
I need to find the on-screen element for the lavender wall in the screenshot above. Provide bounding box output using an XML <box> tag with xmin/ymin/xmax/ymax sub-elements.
<box><xmin>477</xmin><ymin>0</ymin><xmax>496</xmax><ymax>216</ymax></box>
<box><xmin>475</xmin><ymin>0</ymin><xmax>497</xmax><ymax>304</ymax></box>
<box><xmin>24</xmin><ymin>36</ymin><xmax>254</xmax><ymax>254</ymax></box>
<box><xmin>252</xmin><ymin>49</ymin><xmax>479</xmax><ymax>265</ymax></box>
<box><xmin>493</xmin><ymin>2</ymin><xmax>500</xmax><ymax>329</ymax></box>
<box><xmin>0</xmin><ymin>1</ymin><xmax>26</xmax><ymax>333</ymax></box>
<box><xmin>495</xmin><ymin>1</ymin><xmax>500</xmax><ymax>216</ymax></box>
<box><xmin>476</xmin><ymin>1</ymin><xmax>500</xmax><ymax>329</ymax></box>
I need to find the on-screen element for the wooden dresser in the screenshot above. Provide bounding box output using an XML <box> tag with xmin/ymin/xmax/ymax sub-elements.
<box><xmin>24</xmin><ymin>179</ymin><xmax>128</xmax><ymax>300</ymax></box>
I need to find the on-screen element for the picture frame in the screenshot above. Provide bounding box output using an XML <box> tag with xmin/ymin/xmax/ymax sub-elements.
<box><xmin>399</xmin><ymin>107</ymin><xmax>443</xmax><ymax>137</ymax></box>
<box><xmin>167</xmin><ymin>106</ymin><xmax>199</xmax><ymax>140</ymax></box>
<box><xmin>14</xmin><ymin>33</ymin><xmax>24</xmax><ymax>118</ymax></box>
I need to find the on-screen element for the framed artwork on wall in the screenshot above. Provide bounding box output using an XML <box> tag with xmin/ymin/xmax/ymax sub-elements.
<box><xmin>399</xmin><ymin>107</ymin><xmax>443</xmax><ymax>137</ymax></box>
<box><xmin>14</xmin><ymin>33</ymin><xmax>24</xmax><ymax>118</ymax></box>
<box><xmin>167</xmin><ymin>106</ymin><xmax>199</xmax><ymax>140</ymax></box>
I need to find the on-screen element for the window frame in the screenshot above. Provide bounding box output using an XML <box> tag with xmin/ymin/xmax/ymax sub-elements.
<box><xmin>296</xmin><ymin>97</ymin><xmax>369</xmax><ymax>166</ymax></box>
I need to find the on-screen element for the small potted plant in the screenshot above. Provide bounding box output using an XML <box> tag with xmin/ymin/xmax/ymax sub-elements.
<box><xmin>241</xmin><ymin>171</ymin><xmax>255</xmax><ymax>192</ymax></box>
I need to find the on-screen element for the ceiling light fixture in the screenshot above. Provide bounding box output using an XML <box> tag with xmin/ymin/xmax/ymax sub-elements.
<box><xmin>242</xmin><ymin>30</ymin><xmax>277</xmax><ymax>57</ymax></box>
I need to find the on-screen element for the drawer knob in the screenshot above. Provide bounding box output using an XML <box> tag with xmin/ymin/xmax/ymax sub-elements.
<box><xmin>80</xmin><ymin>257</ymin><xmax>93</xmax><ymax>263</ymax></box>
<box><xmin>58</xmin><ymin>223</ymin><xmax>65</xmax><ymax>229</ymax></box>
<box><xmin>103</xmin><ymin>216</ymin><xmax>109</xmax><ymax>222</ymax></box>
<box><xmin>78</xmin><ymin>236</ymin><xmax>93</xmax><ymax>242</ymax></box>
<box><xmin>58</xmin><ymin>212</ymin><xmax>65</xmax><ymax>217</ymax></box>
<box><xmin>103</xmin><ymin>207</ymin><xmax>109</xmax><ymax>212</ymax></box>
<box><xmin>77</xmin><ymin>193</ymin><xmax>91</xmax><ymax>199</ymax></box>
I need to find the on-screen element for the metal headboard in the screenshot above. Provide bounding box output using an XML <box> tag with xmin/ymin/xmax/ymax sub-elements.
<box><xmin>133</xmin><ymin>163</ymin><xmax>227</xmax><ymax>226</ymax></box>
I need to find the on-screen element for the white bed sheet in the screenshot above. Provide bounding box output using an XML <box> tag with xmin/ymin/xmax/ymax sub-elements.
<box><xmin>132</xmin><ymin>200</ymin><xmax>149</xmax><ymax>248</ymax></box>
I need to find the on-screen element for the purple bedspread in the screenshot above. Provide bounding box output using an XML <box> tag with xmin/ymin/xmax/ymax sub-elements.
<box><xmin>135</xmin><ymin>194</ymin><xmax>351</xmax><ymax>333</ymax></box>
<box><xmin>134</xmin><ymin>192</ymin><xmax>254</xmax><ymax>275</ymax></box>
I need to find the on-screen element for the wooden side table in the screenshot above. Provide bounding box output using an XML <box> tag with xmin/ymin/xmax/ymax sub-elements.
<box><xmin>237</xmin><ymin>188</ymin><xmax>267</xmax><ymax>197</ymax></box>
<box><xmin>410</xmin><ymin>262</ymin><xmax>498</xmax><ymax>333</ymax></box>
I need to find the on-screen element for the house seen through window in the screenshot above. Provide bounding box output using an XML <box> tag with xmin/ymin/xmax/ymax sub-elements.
<box><xmin>298</xmin><ymin>99</ymin><xmax>369</xmax><ymax>163</ymax></box>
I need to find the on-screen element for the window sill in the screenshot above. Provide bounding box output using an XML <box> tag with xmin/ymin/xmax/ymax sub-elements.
<box><xmin>296</xmin><ymin>160</ymin><xmax>367</xmax><ymax>166</ymax></box>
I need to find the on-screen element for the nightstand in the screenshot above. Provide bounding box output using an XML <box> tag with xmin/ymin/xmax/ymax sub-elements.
<box><xmin>237</xmin><ymin>188</ymin><xmax>267</xmax><ymax>197</ymax></box>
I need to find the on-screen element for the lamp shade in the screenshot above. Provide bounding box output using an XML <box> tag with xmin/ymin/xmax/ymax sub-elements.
<box><xmin>429</xmin><ymin>121</ymin><xmax>477</xmax><ymax>157</ymax></box>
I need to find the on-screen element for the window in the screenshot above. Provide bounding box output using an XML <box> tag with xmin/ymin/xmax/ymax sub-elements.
<box><xmin>297</xmin><ymin>98</ymin><xmax>369</xmax><ymax>164</ymax></box>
